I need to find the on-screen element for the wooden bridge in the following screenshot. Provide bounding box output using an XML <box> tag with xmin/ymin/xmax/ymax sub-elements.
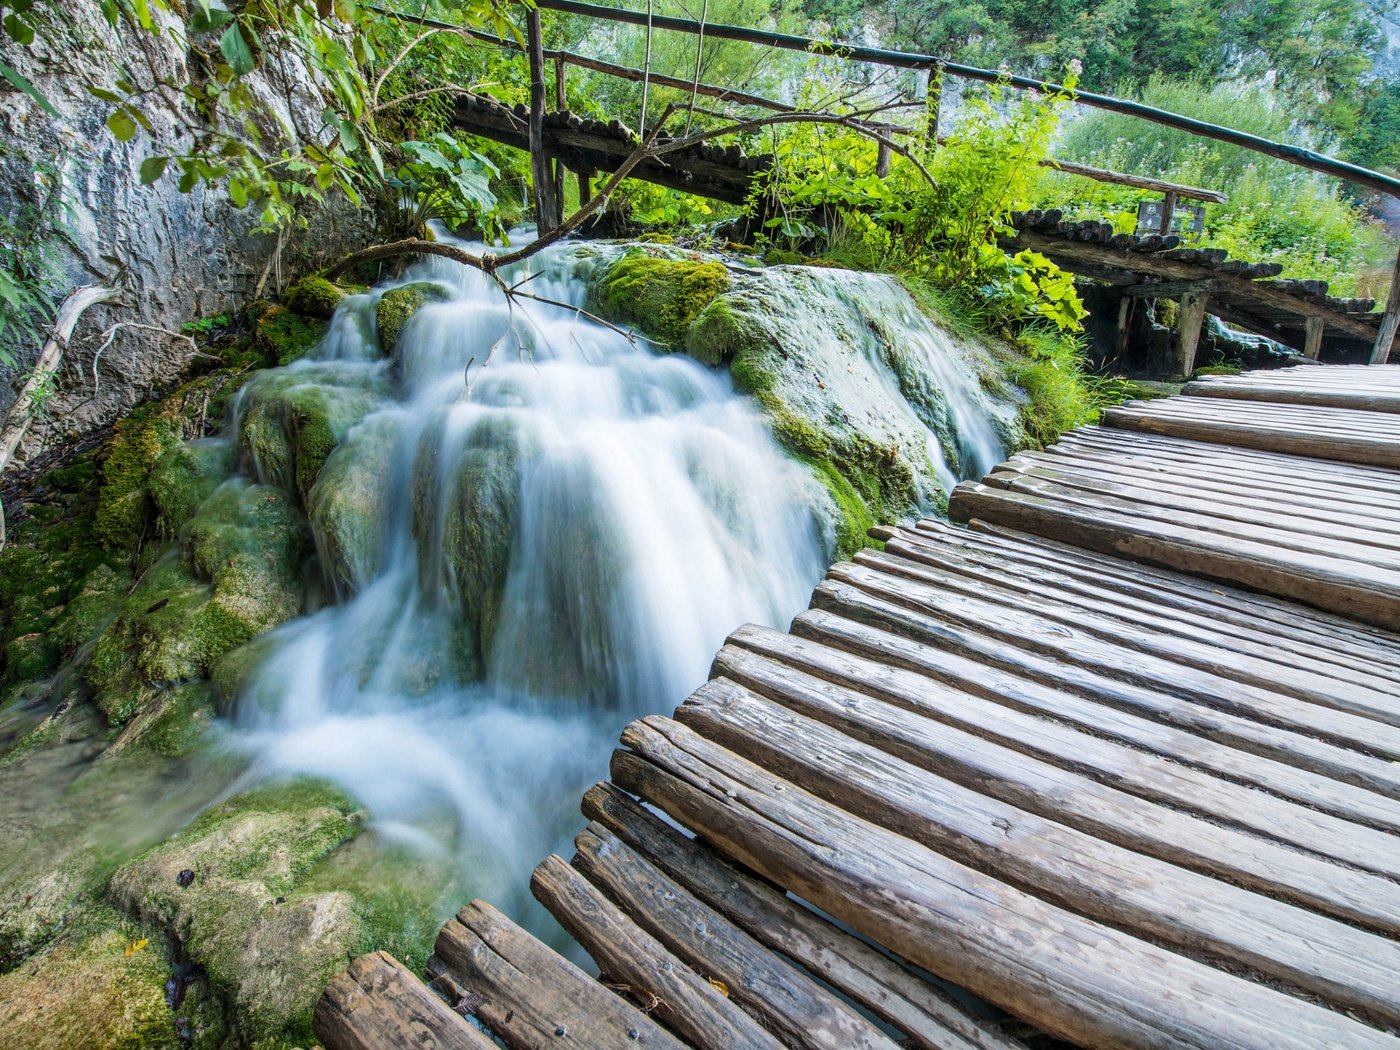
<box><xmin>313</xmin><ymin>363</ymin><xmax>1400</xmax><ymax>1050</ymax></box>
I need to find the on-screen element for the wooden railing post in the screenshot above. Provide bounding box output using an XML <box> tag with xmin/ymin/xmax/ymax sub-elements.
<box><xmin>1174</xmin><ymin>289</ymin><xmax>1209</xmax><ymax>379</ymax></box>
<box><xmin>1371</xmin><ymin>246</ymin><xmax>1400</xmax><ymax>365</ymax></box>
<box><xmin>1157</xmin><ymin>190</ymin><xmax>1177</xmax><ymax>235</ymax></box>
<box><xmin>527</xmin><ymin>8</ymin><xmax>562</xmax><ymax>233</ymax></box>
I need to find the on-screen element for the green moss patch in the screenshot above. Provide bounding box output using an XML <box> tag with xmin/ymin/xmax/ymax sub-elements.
<box><xmin>375</xmin><ymin>281</ymin><xmax>451</xmax><ymax>355</ymax></box>
<box><xmin>253</xmin><ymin>305</ymin><xmax>329</xmax><ymax>367</ymax></box>
<box><xmin>281</xmin><ymin>275</ymin><xmax>346</xmax><ymax>320</ymax></box>
<box><xmin>594</xmin><ymin>252</ymin><xmax>731</xmax><ymax>351</ymax></box>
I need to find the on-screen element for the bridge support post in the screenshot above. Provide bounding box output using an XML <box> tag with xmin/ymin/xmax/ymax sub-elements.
<box><xmin>1371</xmin><ymin>246</ymin><xmax>1399</xmax><ymax>365</ymax></box>
<box><xmin>1303</xmin><ymin>316</ymin><xmax>1324</xmax><ymax>360</ymax></box>
<box><xmin>527</xmin><ymin>8</ymin><xmax>562</xmax><ymax>233</ymax></box>
<box><xmin>1174</xmin><ymin>289</ymin><xmax>1208</xmax><ymax>379</ymax></box>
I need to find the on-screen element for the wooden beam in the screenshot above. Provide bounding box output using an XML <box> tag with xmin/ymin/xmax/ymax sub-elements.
<box><xmin>1175</xmin><ymin>288</ymin><xmax>1209</xmax><ymax>378</ymax></box>
<box><xmin>1304</xmin><ymin>315</ymin><xmax>1324</xmax><ymax>360</ymax></box>
<box><xmin>1043</xmin><ymin>160</ymin><xmax>1226</xmax><ymax>203</ymax></box>
<box><xmin>526</xmin><ymin>9</ymin><xmax>561</xmax><ymax>232</ymax></box>
<box><xmin>1010</xmin><ymin>229</ymin><xmax>1382</xmax><ymax>342</ymax></box>
<box><xmin>313</xmin><ymin>952</ymin><xmax>495</xmax><ymax>1050</ymax></box>
<box><xmin>1371</xmin><ymin>247</ymin><xmax>1400</xmax><ymax>365</ymax></box>
<box><xmin>1122</xmin><ymin>279</ymin><xmax>1214</xmax><ymax>299</ymax></box>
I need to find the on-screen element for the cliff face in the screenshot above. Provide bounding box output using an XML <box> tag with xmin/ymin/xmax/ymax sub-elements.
<box><xmin>0</xmin><ymin>2</ymin><xmax>375</xmax><ymax>463</ymax></box>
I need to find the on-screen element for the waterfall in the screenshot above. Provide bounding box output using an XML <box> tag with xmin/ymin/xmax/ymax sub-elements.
<box><xmin>226</xmin><ymin>243</ymin><xmax>829</xmax><ymax>922</ymax></box>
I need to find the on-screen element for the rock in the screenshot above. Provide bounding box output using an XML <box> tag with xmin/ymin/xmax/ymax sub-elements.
<box><xmin>0</xmin><ymin>903</ymin><xmax>181</xmax><ymax>1049</ymax></box>
<box><xmin>52</xmin><ymin>564</ymin><xmax>133</xmax><ymax>657</ymax></box>
<box><xmin>593</xmin><ymin>250</ymin><xmax>731</xmax><ymax>350</ymax></box>
<box><xmin>108</xmin><ymin>782</ymin><xmax>364</xmax><ymax>1046</ymax></box>
<box><xmin>253</xmin><ymin>304</ymin><xmax>330</xmax><ymax>366</ymax></box>
<box><xmin>148</xmin><ymin>439</ymin><xmax>237</xmax><ymax>539</ymax></box>
<box><xmin>281</xmin><ymin>275</ymin><xmax>347</xmax><ymax>320</ymax></box>
<box><xmin>374</xmin><ymin>282</ymin><xmax>451</xmax><ymax>355</ymax></box>
<box><xmin>308</xmin><ymin>414</ymin><xmax>398</xmax><ymax>597</ymax></box>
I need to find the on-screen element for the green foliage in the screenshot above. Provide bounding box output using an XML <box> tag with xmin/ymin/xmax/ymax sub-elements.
<box><xmin>0</xmin><ymin>155</ymin><xmax>75</xmax><ymax>367</ymax></box>
<box><xmin>387</xmin><ymin>132</ymin><xmax>501</xmax><ymax>239</ymax></box>
<box><xmin>1038</xmin><ymin>77</ymin><xmax>1389</xmax><ymax>295</ymax></box>
<box><xmin>1007</xmin><ymin>324</ymin><xmax>1098</xmax><ymax>448</ymax></box>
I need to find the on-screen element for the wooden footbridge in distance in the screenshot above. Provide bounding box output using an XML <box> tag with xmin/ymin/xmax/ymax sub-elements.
<box><xmin>314</xmin><ymin>363</ymin><xmax>1400</xmax><ymax>1050</ymax></box>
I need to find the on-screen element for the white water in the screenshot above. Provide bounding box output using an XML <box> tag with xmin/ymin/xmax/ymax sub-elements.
<box><xmin>227</xmin><ymin>243</ymin><xmax>829</xmax><ymax>923</ymax></box>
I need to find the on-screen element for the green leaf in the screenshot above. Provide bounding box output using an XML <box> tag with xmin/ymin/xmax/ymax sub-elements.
<box><xmin>3</xmin><ymin>14</ymin><xmax>35</xmax><ymax>46</ymax></box>
<box><xmin>86</xmin><ymin>85</ymin><xmax>124</xmax><ymax>104</ymax></box>
<box><xmin>220</xmin><ymin>23</ymin><xmax>256</xmax><ymax>77</ymax></box>
<box><xmin>131</xmin><ymin>0</ymin><xmax>154</xmax><ymax>31</ymax></box>
<box><xmin>190</xmin><ymin>6</ymin><xmax>234</xmax><ymax>33</ymax></box>
<box><xmin>0</xmin><ymin>57</ymin><xmax>58</xmax><ymax>118</ymax></box>
<box><xmin>337</xmin><ymin>118</ymin><xmax>359</xmax><ymax>153</ymax></box>
<box><xmin>228</xmin><ymin>176</ymin><xmax>248</xmax><ymax>208</ymax></box>
<box><xmin>107</xmin><ymin>108</ymin><xmax>138</xmax><ymax>142</ymax></box>
<box><xmin>139</xmin><ymin>156</ymin><xmax>168</xmax><ymax>184</ymax></box>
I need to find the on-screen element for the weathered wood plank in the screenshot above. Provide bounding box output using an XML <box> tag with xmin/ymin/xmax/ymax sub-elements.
<box><xmin>821</xmin><ymin>558</ymin><xmax>1400</xmax><ymax>761</ymax></box>
<box><xmin>428</xmin><ymin>900</ymin><xmax>685</xmax><ymax>1050</ymax></box>
<box><xmin>718</xmin><ymin>628</ymin><xmax>1400</xmax><ymax>928</ymax></box>
<box><xmin>529</xmin><ymin>853</ymin><xmax>784</xmax><ymax>1050</ymax></box>
<box><xmin>569</xmin><ymin>824</ymin><xmax>902</xmax><ymax>1050</ymax></box>
<box><xmin>611</xmin><ymin>717</ymin><xmax>1400</xmax><ymax>1050</ymax></box>
<box><xmin>314</xmin><ymin>951</ymin><xmax>496</xmax><ymax>1050</ymax></box>
<box><xmin>579</xmin><ymin>783</ymin><xmax>1024</xmax><ymax>1050</ymax></box>
<box><xmin>882</xmin><ymin>522</ymin><xmax>1400</xmax><ymax>691</ymax></box>
<box><xmin>1102</xmin><ymin>403</ymin><xmax>1400</xmax><ymax>467</ymax></box>
<box><xmin>674</xmin><ymin>678</ymin><xmax>1400</xmax><ymax>1028</ymax></box>
<box><xmin>948</xmin><ymin>480</ymin><xmax>1400</xmax><ymax>629</ymax></box>
<box><xmin>1184</xmin><ymin>378</ymin><xmax>1400</xmax><ymax>412</ymax></box>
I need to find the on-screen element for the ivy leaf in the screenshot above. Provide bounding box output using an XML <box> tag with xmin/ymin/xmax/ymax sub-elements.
<box><xmin>220</xmin><ymin>23</ymin><xmax>256</xmax><ymax>77</ymax></box>
<box><xmin>190</xmin><ymin>6</ymin><xmax>234</xmax><ymax>33</ymax></box>
<box><xmin>139</xmin><ymin>156</ymin><xmax>168</xmax><ymax>184</ymax></box>
<box><xmin>107</xmin><ymin>108</ymin><xmax>138</xmax><ymax>142</ymax></box>
<box><xmin>0</xmin><ymin>57</ymin><xmax>58</xmax><ymax>117</ymax></box>
<box><xmin>3</xmin><ymin>14</ymin><xmax>35</xmax><ymax>46</ymax></box>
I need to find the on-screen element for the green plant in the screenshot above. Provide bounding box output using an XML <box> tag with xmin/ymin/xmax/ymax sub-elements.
<box><xmin>386</xmin><ymin>132</ymin><xmax>501</xmax><ymax>239</ymax></box>
<box><xmin>0</xmin><ymin>154</ymin><xmax>76</xmax><ymax>367</ymax></box>
<box><xmin>181</xmin><ymin>313</ymin><xmax>232</xmax><ymax>335</ymax></box>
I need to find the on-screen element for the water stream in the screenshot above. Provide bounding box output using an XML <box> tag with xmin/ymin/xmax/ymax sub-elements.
<box><xmin>226</xmin><ymin>243</ymin><xmax>831</xmax><ymax>930</ymax></box>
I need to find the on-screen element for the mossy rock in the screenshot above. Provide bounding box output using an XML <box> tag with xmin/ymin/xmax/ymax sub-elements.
<box><xmin>594</xmin><ymin>252</ymin><xmax>730</xmax><ymax>350</ymax></box>
<box><xmin>237</xmin><ymin>367</ymin><xmax>389</xmax><ymax>502</ymax></box>
<box><xmin>52</xmin><ymin>564</ymin><xmax>132</xmax><ymax>656</ymax></box>
<box><xmin>88</xmin><ymin>483</ymin><xmax>308</xmax><ymax>726</ymax></box>
<box><xmin>375</xmin><ymin>282</ymin><xmax>451</xmax><ymax>355</ymax></box>
<box><xmin>208</xmin><ymin>635</ymin><xmax>281</xmax><ymax>716</ymax></box>
<box><xmin>148</xmin><ymin>439</ymin><xmax>236</xmax><ymax>539</ymax></box>
<box><xmin>281</xmin><ymin>275</ymin><xmax>346</xmax><ymax>320</ymax></box>
<box><xmin>107</xmin><ymin>782</ymin><xmax>363</xmax><ymax>1047</ymax></box>
<box><xmin>308</xmin><ymin>415</ymin><xmax>398</xmax><ymax>596</ymax></box>
<box><xmin>253</xmin><ymin>305</ymin><xmax>329</xmax><ymax>366</ymax></box>
<box><xmin>0</xmin><ymin>902</ymin><xmax>180</xmax><ymax>1049</ymax></box>
<box><xmin>94</xmin><ymin>371</ymin><xmax>246</xmax><ymax>553</ymax></box>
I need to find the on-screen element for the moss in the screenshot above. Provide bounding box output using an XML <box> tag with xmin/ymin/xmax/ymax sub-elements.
<box><xmin>88</xmin><ymin>483</ymin><xmax>308</xmax><ymax>726</ymax></box>
<box><xmin>0</xmin><ymin>902</ymin><xmax>179</xmax><ymax>1049</ymax></box>
<box><xmin>108</xmin><ymin>782</ymin><xmax>364</xmax><ymax>1047</ymax></box>
<box><xmin>686</xmin><ymin>296</ymin><xmax>772</xmax><ymax>368</ymax></box>
<box><xmin>594</xmin><ymin>253</ymin><xmax>731</xmax><ymax>350</ymax></box>
<box><xmin>375</xmin><ymin>281</ymin><xmax>450</xmax><ymax>355</ymax></box>
<box><xmin>1191</xmin><ymin>363</ymin><xmax>1243</xmax><ymax>378</ymax></box>
<box><xmin>253</xmin><ymin>305</ymin><xmax>329</xmax><ymax>366</ymax></box>
<box><xmin>3</xmin><ymin>633</ymin><xmax>59</xmax><ymax>682</ymax></box>
<box><xmin>308</xmin><ymin>416</ymin><xmax>396</xmax><ymax>596</ymax></box>
<box><xmin>148</xmin><ymin>441</ymin><xmax>236</xmax><ymax>539</ymax></box>
<box><xmin>281</xmin><ymin>275</ymin><xmax>345</xmax><ymax>320</ymax></box>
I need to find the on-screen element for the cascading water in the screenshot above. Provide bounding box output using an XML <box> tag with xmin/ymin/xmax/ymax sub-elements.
<box><xmin>225</xmin><ymin>242</ymin><xmax>830</xmax><ymax>932</ymax></box>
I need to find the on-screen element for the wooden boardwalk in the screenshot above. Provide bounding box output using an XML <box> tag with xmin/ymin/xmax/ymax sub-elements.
<box><xmin>315</xmin><ymin>365</ymin><xmax>1400</xmax><ymax>1050</ymax></box>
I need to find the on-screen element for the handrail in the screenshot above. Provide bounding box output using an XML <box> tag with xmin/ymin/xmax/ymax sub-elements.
<box><xmin>527</xmin><ymin>0</ymin><xmax>1400</xmax><ymax>200</ymax></box>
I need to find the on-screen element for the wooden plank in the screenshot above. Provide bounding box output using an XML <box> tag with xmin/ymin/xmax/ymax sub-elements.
<box><xmin>314</xmin><ymin>951</ymin><xmax>496</xmax><ymax>1050</ymax></box>
<box><xmin>611</xmin><ymin>717</ymin><xmax>1400</xmax><ymax>1050</ymax></box>
<box><xmin>428</xmin><ymin>900</ymin><xmax>685</xmax><ymax>1050</ymax></box>
<box><xmin>720</xmin><ymin>627</ymin><xmax>1400</xmax><ymax>917</ymax></box>
<box><xmin>954</xmin><ymin>517</ymin><xmax>1400</xmax><ymax>660</ymax></box>
<box><xmin>1304</xmin><ymin>315</ymin><xmax>1324</xmax><ymax>359</ymax></box>
<box><xmin>529</xmin><ymin>853</ymin><xmax>785</xmax><ymax>1050</ymax></box>
<box><xmin>821</xmin><ymin>556</ymin><xmax>1400</xmax><ymax>761</ymax></box>
<box><xmin>579</xmin><ymin>783</ymin><xmax>1024</xmax><ymax>1050</ymax></box>
<box><xmin>569</xmin><ymin>825</ymin><xmax>902</xmax><ymax>1050</ymax></box>
<box><xmin>1184</xmin><ymin>380</ymin><xmax>1400</xmax><ymax>411</ymax></box>
<box><xmin>803</xmin><ymin>577</ymin><xmax>1400</xmax><ymax>800</ymax></box>
<box><xmin>675</xmin><ymin>678</ymin><xmax>1400</xmax><ymax>1028</ymax></box>
<box><xmin>1102</xmin><ymin>404</ymin><xmax>1400</xmax><ymax>467</ymax></box>
<box><xmin>986</xmin><ymin>463</ymin><xmax>1400</xmax><ymax>557</ymax></box>
<box><xmin>1125</xmin><ymin>396</ymin><xmax>1400</xmax><ymax>432</ymax></box>
<box><xmin>948</xmin><ymin>480</ymin><xmax>1400</xmax><ymax>630</ymax></box>
<box><xmin>883</xmin><ymin>522</ymin><xmax>1400</xmax><ymax>692</ymax></box>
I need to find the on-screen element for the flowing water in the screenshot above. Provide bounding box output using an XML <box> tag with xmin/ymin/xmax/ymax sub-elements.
<box><xmin>219</xmin><ymin>240</ymin><xmax>1005</xmax><ymax>941</ymax></box>
<box><xmin>226</xmin><ymin>243</ymin><xmax>831</xmax><ymax>930</ymax></box>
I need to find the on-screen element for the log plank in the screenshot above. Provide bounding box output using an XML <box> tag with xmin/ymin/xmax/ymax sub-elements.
<box><xmin>314</xmin><ymin>951</ymin><xmax>496</xmax><ymax>1050</ymax></box>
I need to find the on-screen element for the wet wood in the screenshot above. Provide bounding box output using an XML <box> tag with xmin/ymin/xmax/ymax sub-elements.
<box><xmin>611</xmin><ymin>718</ymin><xmax>1398</xmax><ymax>1050</ymax></box>
<box><xmin>314</xmin><ymin>951</ymin><xmax>496</xmax><ymax>1050</ymax></box>
<box><xmin>428</xmin><ymin>900</ymin><xmax>685</xmax><ymax>1049</ymax></box>
<box><xmin>529</xmin><ymin>853</ymin><xmax>783</xmax><ymax>1050</ymax></box>
<box><xmin>568</xmin><ymin>824</ymin><xmax>901</xmax><ymax>1050</ymax></box>
<box><xmin>579</xmin><ymin>782</ymin><xmax>1022</xmax><ymax>1050</ymax></box>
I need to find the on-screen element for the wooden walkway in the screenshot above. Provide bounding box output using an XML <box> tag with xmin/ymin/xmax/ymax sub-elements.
<box><xmin>315</xmin><ymin>365</ymin><xmax>1400</xmax><ymax>1050</ymax></box>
